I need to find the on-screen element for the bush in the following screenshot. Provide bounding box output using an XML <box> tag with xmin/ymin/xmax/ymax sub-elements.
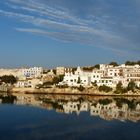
<box><xmin>109</xmin><ymin>62</ymin><xmax>118</xmax><ymax>67</ymax></box>
<box><xmin>91</xmin><ymin>81</ymin><xmax>97</xmax><ymax>86</ymax></box>
<box><xmin>114</xmin><ymin>82</ymin><xmax>127</xmax><ymax>94</ymax></box>
<box><xmin>99</xmin><ymin>85</ymin><xmax>112</xmax><ymax>92</ymax></box>
<box><xmin>0</xmin><ymin>75</ymin><xmax>17</xmax><ymax>85</ymax></box>
<box><xmin>114</xmin><ymin>98</ymin><xmax>136</xmax><ymax>109</ymax></box>
<box><xmin>52</xmin><ymin>75</ymin><xmax>64</xmax><ymax>84</ymax></box>
<box><xmin>78</xmin><ymin>85</ymin><xmax>85</xmax><ymax>91</ymax></box>
<box><xmin>94</xmin><ymin>64</ymin><xmax>100</xmax><ymax>69</ymax></box>
<box><xmin>127</xmin><ymin>81</ymin><xmax>136</xmax><ymax>92</ymax></box>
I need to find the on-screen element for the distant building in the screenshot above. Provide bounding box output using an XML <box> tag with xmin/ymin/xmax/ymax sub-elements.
<box><xmin>22</xmin><ymin>67</ymin><xmax>43</xmax><ymax>78</ymax></box>
<box><xmin>16</xmin><ymin>79</ymin><xmax>43</xmax><ymax>88</ymax></box>
<box><xmin>56</xmin><ymin>67</ymin><xmax>65</xmax><ymax>75</ymax></box>
<box><xmin>0</xmin><ymin>69</ymin><xmax>22</xmax><ymax>78</ymax></box>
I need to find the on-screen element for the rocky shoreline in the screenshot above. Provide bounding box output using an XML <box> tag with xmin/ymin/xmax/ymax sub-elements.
<box><xmin>11</xmin><ymin>87</ymin><xmax>140</xmax><ymax>96</ymax></box>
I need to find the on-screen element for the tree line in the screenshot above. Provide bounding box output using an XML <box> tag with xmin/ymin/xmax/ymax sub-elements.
<box><xmin>0</xmin><ymin>75</ymin><xmax>17</xmax><ymax>85</ymax></box>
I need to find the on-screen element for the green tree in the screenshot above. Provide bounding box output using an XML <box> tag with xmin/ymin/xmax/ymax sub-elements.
<box><xmin>72</xmin><ymin>67</ymin><xmax>77</xmax><ymax>74</ymax></box>
<box><xmin>137</xmin><ymin>60</ymin><xmax>140</xmax><ymax>65</ymax></box>
<box><xmin>91</xmin><ymin>81</ymin><xmax>97</xmax><ymax>86</ymax></box>
<box><xmin>94</xmin><ymin>64</ymin><xmax>100</xmax><ymax>69</ymax></box>
<box><xmin>53</xmin><ymin>69</ymin><xmax>56</xmax><ymax>75</ymax></box>
<box><xmin>116</xmin><ymin>82</ymin><xmax>123</xmax><ymax>89</ymax></box>
<box><xmin>125</xmin><ymin>60</ymin><xmax>140</xmax><ymax>66</ymax></box>
<box><xmin>83</xmin><ymin>67</ymin><xmax>94</xmax><ymax>71</ymax></box>
<box><xmin>99</xmin><ymin>85</ymin><xmax>112</xmax><ymax>92</ymax></box>
<box><xmin>78</xmin><ymin>85</ymin><xmax>85</xmax><ymax>91</ymax></box>
<box><xmin>127</xmin><ymin>81</ymin><xmax>136</xmax><ymax>92</ymax></box>
<box><xmin>77</xmin><ymin>77</ymin><xmax>81</xmax><ymax>84</ymax></box>
<box><xmin>0</xmin><ymin>75</ymin><xmax>17</xmax><ymax>85</ymax></box>
<box><xmin>58</xmin><ymin>75</ymin><xmax>64</xmax><ymax>82</ymax></box>
<box><xmin>52</xmin><ymin>75</ymin><xmax>64</xmax><ymax>84</ymax></box>
<box><xmin>109</xmin><ymin>62</ymin><xmax>118</xmax><ymax>67</ymax></box>
<box><xmin>125</xmin><ymin>61</ymin><xmax>135</xmax><ymax>66</ymax></box>
<box><xmin>114</xmin><ymin>82</ymin><xmax>127</xmax><ymax>94</ymax></box>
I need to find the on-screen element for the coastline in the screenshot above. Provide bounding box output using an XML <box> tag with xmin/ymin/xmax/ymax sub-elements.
<box><xmin>11</xmin><ymin>87</ymin><xmax>140</xmax><ymax>96</ymax></box>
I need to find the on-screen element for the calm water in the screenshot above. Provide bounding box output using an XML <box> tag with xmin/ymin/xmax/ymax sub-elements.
<box><xmin>0</xmin><ymin>94</ymin><xmax>140</xmax><ymax>140</ymax></box>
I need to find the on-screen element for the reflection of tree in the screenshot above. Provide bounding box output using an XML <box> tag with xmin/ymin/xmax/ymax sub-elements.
<box><xmin>0</xmin><ymin>95</ymin><xmax>16</xmax><ymax>104</ymax></box>
<box><xmin>98</xmin><ymin>99</ymin><xmax>112</xmax><ymax>105</ymax></box>
<box><xmin>114</xmin><ymin>98</ymin><xmax>137</xmax><ymax>109</ymax></box>
<box><xmin>38</xmin><ymin>97</ymin><xmax>63</xmax><ymax>110</ymax></box>
<box><xmin>8</xmin><ymin>94</ymin><xmax>140</xmax><ymax>122</ymax></box>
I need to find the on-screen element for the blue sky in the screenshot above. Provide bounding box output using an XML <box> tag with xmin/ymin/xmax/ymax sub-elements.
<box><xmin>0</xmin><ymin>0</ymin><xmax>140</xmax><ymax>68</ymax></box>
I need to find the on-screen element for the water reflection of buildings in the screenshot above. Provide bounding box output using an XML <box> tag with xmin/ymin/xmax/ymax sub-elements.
<box><xmin>90</xmin><ymin>103</ymin><xmax>129</xmax><ymax>121</ymax></box>
<box><xmin>14</xmin><ymin>94</ymin><xmax>42</xmax><ymax>107</ymax></box>
<box><xmin>62</xmin><ymin>99</ymin><xmax>140</xmax><ymax>122</ymax></box>
<box><xmin>63</xmin><ymin>101</ymin><xmax>89</xmax><ymax>115</ymax></box>
<box><xmin>6</xmin><ymin>94</ymin><xmax>140</xmax><ymax>122</ymax></box>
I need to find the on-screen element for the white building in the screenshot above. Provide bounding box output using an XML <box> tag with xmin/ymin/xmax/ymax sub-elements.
<box><xmin>22</xmin><ymin>67</ymin><xmax>43</xmax><ymax>78</ymax></box>
<box><xmin>91</xmin><ymin>69</ymin><xmax>103</xmax><ymax>83</ymax></box>
<box><xmin>63</xmin><ymin>101</ymin><xmax>89</xmax><ymax>115</ymax></box>
<box><xmin>123</xmin><ymin>66</ymin><xmax>140</xmax><ymax>87</ymax></box>
<box><xmin>56</xmin><ymin>67</ymin><xmax>65</xmax><ymax>75</ymax></box>
<box><xmin>63</xmin><ymin>101</ymin><xmax>80</xmax><ymax>114</ymax></box>
<box><xmin>60</xmin><ymin>63</ymin><xmax>140</xmax><ymax>88</ymax></box>
<box><xmin>16</xmin><ymin>79</ymin><xmax>43</xmax><ymax>88</ymax></box>
<box><xmin>61</xmin><ymin>67</ymin><xmax>92</xmax><ymax>87</ymax></box>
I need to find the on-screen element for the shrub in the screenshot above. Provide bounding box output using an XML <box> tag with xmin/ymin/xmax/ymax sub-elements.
<box><xmin>77</xmin><ymin>77</ymin><xmax>81</xmax><ymax>84</ymax></box>
<box><xmin>109</xmin><ymin>62</ymin><xmax>118</xmax><ymax>67</ymax></box>
<box><xmin>114</xmin><ymin>82</ymin><xmax>127</xmax><ymax>94</ymax></box>
<box><xmin>91</xmin><ymin>81</ymin><xmax>97</xmax><ymax>87</ymax></box>
<box><xmin>52</xmin><ymin>75</ymin><xmax>64</xmax><ymax>84</ymax></box>
<box><xmin>78</xmin><ymin>85</ymin><xmax>85</xmax><ymax>91</ymax></box>
<box><xmin>99</xmin><ymin>85</ymin><xmax>112</xmax><ymax>92</ymax></box>
<box><xmin>127</xmin><ymin>81</ymin><xmax>136</xmax><ymax>92</ymax></box>
<box><xmin>0</xmin><ymin>75</ymin><xmax>17</xmax><ymax>85</ymax></box>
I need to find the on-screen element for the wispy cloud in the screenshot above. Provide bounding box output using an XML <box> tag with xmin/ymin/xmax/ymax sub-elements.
<box><xmin>0</xmin><ymin>0</ymin><xmax>140</xmax><ymax>56</ymax></box>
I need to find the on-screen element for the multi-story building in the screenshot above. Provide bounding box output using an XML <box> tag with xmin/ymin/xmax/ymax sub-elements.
<box><xmin>22</xmin><ymin>67</ymin><xmax>43</xmax><ymax>78</ymax></box>
<box><xmin>60</xmin><ymin>64</ymin><xmax>140</xmax><ymax>88</ymax></box>
<box><xmin>61</xmin><ymin>67</ymin><xmax>92</xmax><ymax>87</ymax></box>
<box><xmin>123</xmin><ymin>65</ymin><xmax>140</xmax><ymax>87</ymax></box>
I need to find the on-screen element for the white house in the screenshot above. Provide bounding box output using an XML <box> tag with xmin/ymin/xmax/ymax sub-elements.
<box><xmin>62</xmin><ymin>67</ymin><xmax>92</xmax><ymax>87</ymax></box>
<box><xmin>16</xmin><ymin>79</ymin><xmax>43</xmax><ymax>88</ymax></box>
